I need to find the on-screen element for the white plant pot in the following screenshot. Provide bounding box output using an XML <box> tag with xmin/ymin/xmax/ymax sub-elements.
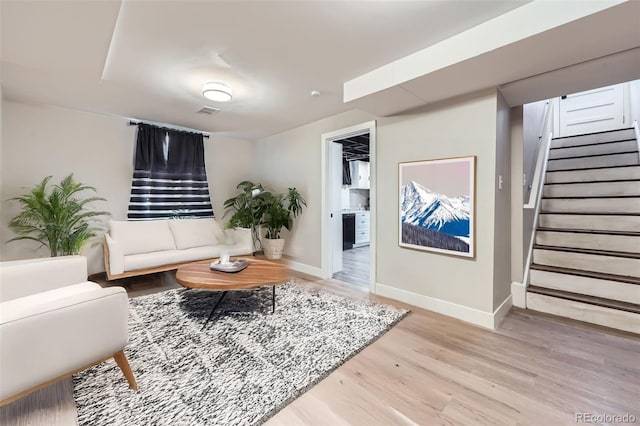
<box><xmin>262</xmin><ymin>238</ymin><xmax>285</xmax><ymax>260</ymax></box>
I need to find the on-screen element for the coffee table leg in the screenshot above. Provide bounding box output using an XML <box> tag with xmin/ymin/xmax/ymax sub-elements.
<box><xmin>272</xmin><ymin>285</ymin><xmax>275</xmax><ymax>314</ymax></box>
<box><xmin>202</xmin><ymin>291</ymin><xmax>228</xmax><ymax>331</ymax></box>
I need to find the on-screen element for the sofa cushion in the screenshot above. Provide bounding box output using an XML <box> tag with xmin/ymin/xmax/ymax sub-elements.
<box><xmin>0</xmin><ymin>282</ymin><xmax>102</xmax><ymax>324</ymax></box>
<box><xmin>168</xmin><ymin>218</ymin><xmax>225</xmax><ymax>250</ymax></box>
<box><xmin>0</xmin><ymin>256</ymin><xmax>88</xmax><ymax>303</ymax></box>
<box><xmin>109</xmin><ymin>220</ymin><xmax>176</xmax><ymax>256</ymax></box>
<box><xmin>175</xmin><ymin>246</ymin><xmax>222</xmax><ymax>262</ymax></box>
<box><xmin>123</xmin><ymin>250</ymin><xmax>184</xmax><ymax>272</ymax></box>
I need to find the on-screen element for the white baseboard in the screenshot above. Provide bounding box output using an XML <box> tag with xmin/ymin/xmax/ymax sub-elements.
<box><xmin>493</xmin><ymin>294</ymin><xmax>513</xmax><ymax>329</ymax></box>
<box><xmin>284</xmin><ymin>259</ymin><xmax>323</xmax><ymax>278</ymax></box>
<box><xmin>511</xmin><ymin>281</ymin><xmax>527</xmax><ymax>308</ymax></box>
<box><xmin>375</xmin><ymin>283</ymin><xmax>512</xmax><ymax>330</ymax></box>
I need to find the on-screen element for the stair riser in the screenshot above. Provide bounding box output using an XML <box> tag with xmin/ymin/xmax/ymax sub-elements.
<box><xmin>547</xmin><ymin>153</ymin><xmax>639</xmax><ymax>171</ymax></box>
<box><xmin>543</xmin><ymin>181</ymin><xmax>640</xmax><ymax>198</ymax></box>
<box><xmin>546</xmin><ymin>166</ymin><xmax>640</xmax><ymax>184</ymax></box>
<box><xmin>533</xmin><ymin>249</ymin><xmax>640</xmax><ymax>278</ymax></box>
<box><xmin>541</xmin><ymin>198</ymin><xmax>640</xmax><ymax>214</ymax></box>
<box><xmin>530</xmin><ymin>270</ymin><xmax>640</xmax><ymax>304</ymax></box>
<box><xmin>538</xmin><ymin>214</ymin><xmax>640</xmax><ymax>232</ymax></box>
<box><xmin>548</xmin><ymin>140</ymin><xmax>638</xmax><ymax>160</ymax></box>
<box><xmin>550</xmin><ymin>129</ymin><xmax>635</xmax><ymax>149</ymax></box>
<box><xmin>526</xmin><ymin>293</ymin><xmax>640</xmax><ymax>334</ymax></box>
<box><xmin>536</xmin><ymin>231</ymin><xmax>640</xmax><ymax>254</ymax></box>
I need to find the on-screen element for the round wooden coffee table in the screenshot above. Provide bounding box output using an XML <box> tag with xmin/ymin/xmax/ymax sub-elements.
<box><xmin>176</xmin><ymin>257</ymin><xmax>290</xmax><ymax>329</ymax></box>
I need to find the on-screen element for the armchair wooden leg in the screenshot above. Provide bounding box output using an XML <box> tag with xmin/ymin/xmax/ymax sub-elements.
<box><xmin>113</xmin><ymin>350</ymin><xmax>138</xmax><ymax>391</ymax></box>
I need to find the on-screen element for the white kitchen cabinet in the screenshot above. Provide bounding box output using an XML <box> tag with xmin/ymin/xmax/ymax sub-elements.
<box><xmin>349</xmin><ymin>161</ymin><xmax>370</xmax><ymax>189</ymax></box>
<box><xmin>354</xmin><ymin>211</ymin><xmax>370</xmax><ymax>247</ymax></box>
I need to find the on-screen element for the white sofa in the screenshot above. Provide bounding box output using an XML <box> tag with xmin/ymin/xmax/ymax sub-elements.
<box><xmin>104</xmin><ymin>218</ymin><xmax>253</xmax><ymax>280</ymax></box>
<box><xmin>0</xmin><ymin>256</ymin><xmax>136</xmax><ymax>406</ymax></box>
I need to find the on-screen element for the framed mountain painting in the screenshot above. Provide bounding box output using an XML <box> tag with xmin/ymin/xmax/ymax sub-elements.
<box><xmin>399</xmin><ymin>156</ymin><xmax>476</xmax><ymax>258</ymax></box>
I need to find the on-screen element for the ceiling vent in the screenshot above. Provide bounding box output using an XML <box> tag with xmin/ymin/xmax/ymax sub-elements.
<box><xmin>197</xmin><ymin>106</ymin><xmax>220</xmax><ymax>115</ymax></box>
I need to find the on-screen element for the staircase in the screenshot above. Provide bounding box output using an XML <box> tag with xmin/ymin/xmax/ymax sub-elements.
<box><xmin>527</xmin><ymin>127</ymin><xmax>640</xmax><ymax>334</ymax></box>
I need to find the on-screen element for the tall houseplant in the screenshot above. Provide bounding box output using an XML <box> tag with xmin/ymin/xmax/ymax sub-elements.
<box><xmin>224</xmin><ymin>182</ymin><xmax>306</xmax><ymax>259</ymax></box>
<box><xmin>8</xmin><ymin>174</ymin><xmax>109</xmax><ymax>256</ymax></box>
<box><xmin>259</xmin><ymin>187</ymin><xmax>306</xmax><ymax>259</ymax></box>
<box><xmin>223</xmin><ymin>181</ymin><xmax>267</xmax><ymax>250</ymax></box>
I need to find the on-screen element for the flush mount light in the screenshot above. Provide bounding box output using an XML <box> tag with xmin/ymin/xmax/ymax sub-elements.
<box><xmin>202</xmin><ymin>82</ymin><xmax>232</xmax><ymax>102</ymax></box>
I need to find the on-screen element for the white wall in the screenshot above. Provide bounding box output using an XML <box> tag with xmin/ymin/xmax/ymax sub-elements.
<box><xmin>0</xmin><ymin>101</ymin><xmax>135</xmax><ymax>273</ymax></box>
<box><xmin>510</xmin><ymin>106</ymin><xmax>524</xmax><ymax>283</ymax></box>
<box><xmin>254</xmin><ymin>109</ymin><xmax>373</xmax><ymax>267</ymax></box>
<box><xmin>630</xmin><ymin>79</ymin><xmax>640</xmax><ymax>125</ymax></box>
<box><xmin>522</xmin><ymin>100</ymin><xmax>546</xmax><ymax>203</ymax></box>
<box><xmin>256</xmin><ymin>89</ymin><xmax>509</xmax><ymax>321</ymax></box>
<box><xmin>0</xmin><ymin>100</ymin><xmax>254</xmax><ymax>274</ymax></box>
<box><xmin>376</xmin><ymin>90</ymin><xmax>499</xmax><ymax>314</ymax></box>
<box><xmin>205</xmin><ymin>135</ymin><xmax>256</xmax><ymax>222</ymax></box>
<box><xmin>493</xmin><ymin>91</ymin><xmax>511</xmax><ymax>310</ymax></box>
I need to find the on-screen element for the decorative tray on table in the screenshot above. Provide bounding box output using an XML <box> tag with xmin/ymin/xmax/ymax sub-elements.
<box><xmin>210</xmin><ymin>258</ymin><xmax>249</xmax><ymax>273</ymax></box>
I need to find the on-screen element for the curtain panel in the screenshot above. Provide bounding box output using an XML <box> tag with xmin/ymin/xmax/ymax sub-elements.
<box><xmin>128</xmin><ymin>124</ymin><xmax>214</xmax><ymax>220</ymax></box>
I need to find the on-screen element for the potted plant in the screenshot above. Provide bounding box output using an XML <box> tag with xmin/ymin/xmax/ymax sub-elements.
<box><xmin>223</xmin><ymin>181</ymin><xmax>267</xmax><ymax>251</ymax></box>
<box><xmin>7</xmin><ymin>174</ymin><xmax>109</xmax><ymax>256</ymax></box>
<box><xmin>259</xmin><ymin>187</ymin><xmax>306</xmax><ymax>259</ymax></box>
<box><xmin>224</xmin><ymin>182</ymin><xmax>306</xmax><ymax>259</ymax></box>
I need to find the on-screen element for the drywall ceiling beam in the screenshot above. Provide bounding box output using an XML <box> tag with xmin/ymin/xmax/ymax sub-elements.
<box><xmin>344</xmin><ymin>0</ymin><xmax>633</xmax><ymax>114</ymax></box>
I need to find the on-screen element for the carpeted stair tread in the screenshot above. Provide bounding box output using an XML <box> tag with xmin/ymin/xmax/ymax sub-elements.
<box><xmin>542</xmin><ymin>195</ymin><xmax>640</xmax><ymax>199</ymax></box>
<box><xmin>536</xmin><ymin>227</ymin><xmax>640</xmax><ymax>237</ymax></box>
<box><xmin>540</xmin><ymin>211</ymin><xmax>640</xmax><ymax>216</ymax></box>
<box><xmin>533</xmin><ymin>244</ymin><xmax>640</xmax><ymax>259</ymax></box>
<box><xmin>543</xmin><ymin>178</ymin><xmax>640</xmax><ymax>185</ymax></box>
<box><xmin>527</xmin><ymin>285</ymin><xmax>640</xmax><ymax>314</ymax></box>
<box><xmin>529</xmin><ymin>264</ymin><xmax>640</xmax><ymax>285</ymax></box>
<box><xmin>551</xmin><ymin>127</ymin><xmax>634</xmax><ymax>140</ymax></box>
<box><xmin>549</xmin><ymin>138</ymin><xmax>638</xmax><ymax>150</ymax></box>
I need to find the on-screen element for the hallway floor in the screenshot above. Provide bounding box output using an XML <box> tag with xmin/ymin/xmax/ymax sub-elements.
<box><xmin>333</xmin><ymin>245</ymin><xmax>369</xmax><ymax>287</ymax></box>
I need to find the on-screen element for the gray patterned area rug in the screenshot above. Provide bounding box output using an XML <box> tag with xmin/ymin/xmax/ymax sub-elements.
<box><xmin>73</xmin><ymin>282</ymin><xmax>408</xmax><ymax>425</ymax></box>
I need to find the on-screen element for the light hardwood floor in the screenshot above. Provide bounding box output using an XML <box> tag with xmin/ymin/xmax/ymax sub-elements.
<box><xmin>2</xmin><ymin>270</ymin><xmax>639</xmax><ymax>425</ymax></box>
<box><xmin>333</xmin><ymin>246</ymin><xmax>370</xmax><ymax>287</ymax></box>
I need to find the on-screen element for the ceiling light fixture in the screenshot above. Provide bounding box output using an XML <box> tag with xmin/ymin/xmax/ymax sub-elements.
<box><xmin>202</xmin><ymin>82</ymin><xmax>233</xmax><ymax>102</ymax></box>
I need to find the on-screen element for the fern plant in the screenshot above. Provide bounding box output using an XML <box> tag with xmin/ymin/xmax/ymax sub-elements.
<box><xmin>8</xmin><ymin>174</ymin><xmax>109</xmax><ymax>256</ymax></box>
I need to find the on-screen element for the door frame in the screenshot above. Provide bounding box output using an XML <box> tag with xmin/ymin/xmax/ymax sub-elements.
<box><xmin>320</xmin><ymin>120</ymin><xmax>377</xmax><ymax>294</ymax></box>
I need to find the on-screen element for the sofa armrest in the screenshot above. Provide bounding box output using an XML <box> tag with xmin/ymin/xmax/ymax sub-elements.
<box><xmin>0</xmin><ymin>285</ymin><xmax>129</xmax><ymax>401</ymax></box>
<box><xmin>104</xmin><ymin>234</ymin><xmax>125</xmax><ymax>277</ymax></box>
<box><xmin>0</xmin><ymin>256</ymin><xmax>88</xmax><ymax>303</ymax></box>
<box><xmin>224</xmin><ymin>227</ymin><xmax>254</xmax><ymax>254</ymax></box>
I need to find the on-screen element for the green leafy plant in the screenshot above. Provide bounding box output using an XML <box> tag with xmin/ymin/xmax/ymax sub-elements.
<box><xmin>223</xmin><ymin>181</ymin><xmax>267</xmax><ymax>247</ymax></box>
<box><xmin>7</xmin><ymin>174</ymin><xmax>109</xmax><ymax>256</ymax></box>
<box><xmin>223</xmin><ymin>181</ymin><xmax>306</xmax><ymax>243</ymax></box>
<box><xmin>260</xmin><ymin>188</ymin><xmax>306</xmax><ymax>239</ymax></box>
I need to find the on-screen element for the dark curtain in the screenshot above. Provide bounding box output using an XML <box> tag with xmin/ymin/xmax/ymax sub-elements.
<box><xmin>128</xmin><ymin>124</ymin><xmax>214</xmax><ymax>220</ymax></box>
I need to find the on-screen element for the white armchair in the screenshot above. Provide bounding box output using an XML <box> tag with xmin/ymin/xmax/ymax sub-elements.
<box><xmin>0</xmin><ymin>256</ymin><xmax>137</xmax><ymax>406</ymax></box>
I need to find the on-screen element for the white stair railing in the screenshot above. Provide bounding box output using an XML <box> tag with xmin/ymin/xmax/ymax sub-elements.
<box><xmin>522</xmin><ymin>100</ymin><xmax>554</xmax><ymax>289</ymax></box>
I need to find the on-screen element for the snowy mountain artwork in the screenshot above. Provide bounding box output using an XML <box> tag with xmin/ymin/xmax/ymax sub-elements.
<box><xmin>399</xmin><ymin>156</ymin><xmax>475</xmax><ymax>258</ymax></box>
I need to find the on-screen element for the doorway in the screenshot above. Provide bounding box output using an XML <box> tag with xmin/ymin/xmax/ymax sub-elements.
<box><xmin>321</xmin><ymin>121</ymin><xmax>376</xmax><ymax>293</ymax></box>
<box><xmin>333</xmin><ymin>134</ymin><xmax>370</xmax><ymax>287</ymax></box>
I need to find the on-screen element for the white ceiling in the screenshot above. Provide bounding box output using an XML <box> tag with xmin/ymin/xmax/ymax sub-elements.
<box><xmin>1</xmin><ymin>0</ymin><xmax>528</xmax><ymax>140</ymax></box>
<box><xmin>344</xmin><ymin>1</ymin><xmax>640</xmax><ymax>115</ymax></box>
